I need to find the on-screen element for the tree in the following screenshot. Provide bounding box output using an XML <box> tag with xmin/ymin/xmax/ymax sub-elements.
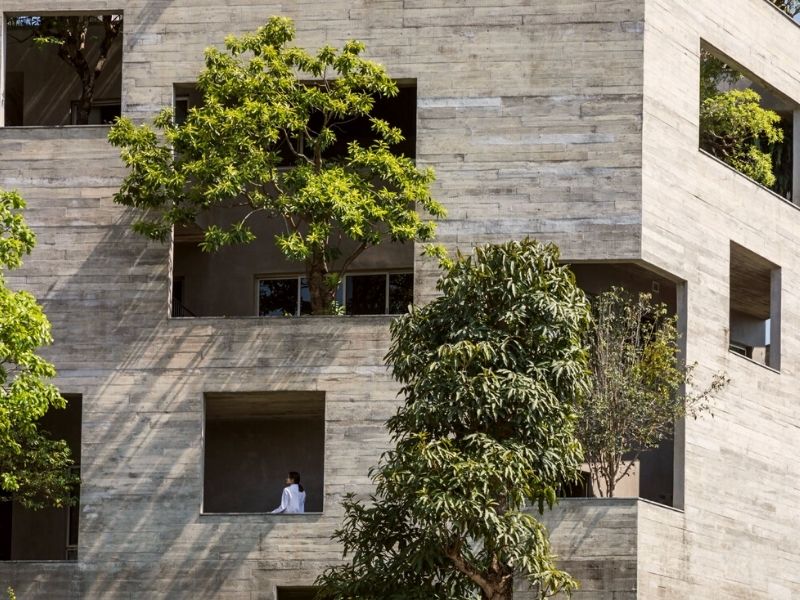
<box><xmin>6</xmin><ymin>15</ymin><xmax>122</xmax><ymax>125</ymax></box>
<box><xmin>0</xmin><ymin>189</ymin><xmax>77</xmax><ymax>509</ymax></box>
<box><xmin>317</xmin><ymin>240</ymin><xmax>591</xmax><ymax>600</ymax></box>
<box><xmin>771</xmin><ymin>0</ymin><xmax>800</xmax><ymax>17</ymax></box>
<box><xmin>577</xmin><ymin>288</ymin><xmax>727</xmax><ymax>498</ymax></box>
<box><xmin>109</xmin><ymin>17</ymin><xmax>444</xmax><ymax>314</ymax></box>
<box><xmin>699</xmin><ymin>51</ymin><xmax>785</xmax><ymax>190</ymax></box>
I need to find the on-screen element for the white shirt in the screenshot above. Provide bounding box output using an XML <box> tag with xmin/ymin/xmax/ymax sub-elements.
<box><xmin>271</xmin><ymin>483</ymin><xmax>306</xmax><ymax>514</ymax></box>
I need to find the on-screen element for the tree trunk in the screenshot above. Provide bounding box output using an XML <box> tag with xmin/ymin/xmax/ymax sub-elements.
<box><xmin>306</xmin><ymin>256</ymin><xmax>336</xmax><ymax>315</ymax></box>
<box><xmin>76</xmin><ymin>79</ymin><xmax>94</xmax><ymax>125</ymax></box>
<box><xmin>480</xmin><ymin>579</ymin><xmax>513</xmax><ymax>600</ymax></box>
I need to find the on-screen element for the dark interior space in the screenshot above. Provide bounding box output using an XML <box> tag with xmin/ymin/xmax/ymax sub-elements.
<box><xmin>4</xmin><ymin>15</ymin><xmax>122</xmax><ymax>126</ymax></box>
<box><xmin>277</xmin><ymin>587</ymin><xmax>319</xmax><ymax>600</ymax></box>
<box><xmin>0</xmin><ymin>394</ymin><xmax>81</xmax><ymax>560</ymax></box>
<box><xmin>567</xmin><ymin>262</ymin><xmax>680</xmax><ymax>506</ymax></box>
<box><xmin>175</xmin><ymin>81</ymin><xmax>416</xmax><ymax>159</ymax></box>
<box><xmin>729</xmin><ymin>242</ymin><xmax>779</xmax><ymax>368</ymax></box>
<box><xmin>203</xmin><ymin>392</ymin><xmax>325</xmax><ymax>513</ymax></box>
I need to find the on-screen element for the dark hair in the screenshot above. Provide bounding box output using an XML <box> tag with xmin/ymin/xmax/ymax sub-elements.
<box><xmin>289</xmin><ymin>471</ymin><xmax>304</xmax><ymax>493</ymax></box>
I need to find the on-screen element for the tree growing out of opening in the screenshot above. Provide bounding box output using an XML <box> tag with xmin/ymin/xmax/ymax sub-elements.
<box><xmin>699</xmin><ymin>50</ymin><xmax>785</xmax><ymax>191</ymax></box>
<box><xmin>109</xmin><ymin>17</ymin><xmax>444</xmax><ymax>315</ymax></box>
<box><xmin>316</xmin><ymin>240</ymin><xmax>591</xmax><ymax>600</ymax></box>
<box><xmin>6</xmin><ymin>15</ymin><xmax>122</xmax><ymax>125</ymax></box>
<box><xmin>576</xmin><ymin>288</ymin><xmax>728</xmax><ymax>498</ymax></box>
<box><xmin>770</xmin><ymin>0</ymin><xmax>800</xmax><ymax>17</ymax></box>
<box><xmin>0</xmin><ymin>189</ymin><xmax>78</xmax><ymax>509</ymax></box>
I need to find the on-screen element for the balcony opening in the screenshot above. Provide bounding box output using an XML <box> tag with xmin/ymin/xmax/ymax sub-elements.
<box><xmin>699</xmin><ymin>42</ymin><xmax>797</xmax><ymax>202</ymax></box>
<box><xmin>203</xmin><ymin>392</ymin><xmax>325</xmax><ymax>514</ymax></box>
<box><xmin>0</xmin><ymin>395</ymin><xmax>81</xmax><ymax>560</ymax></box>
<box><xmin>566</xmin><ymin>263</ymin><xmax>684</xmax><ymax>508</ymax></box>
<box><xmin>3</xmin><ymin>14</ymin><xmax>122</xmax><ymax>126</ymax></box>
<box><xmin>170</xmin><ymin>81</ymin><xmax>418</xmax><ymax>318</ymax></box>
<box><xmin>173</xmin><ymin>81</ymin><xmax>416</xmax><ymax>159</ymax></box>
<box><xmin>276</xmin><ymin>587</ymin><xmax>320</xmax><ymax>600</ymax></box>
<box><xmin>729</xmin><ymin>242</ymin><xmax>781</xmax><ymax>370</ymax></box>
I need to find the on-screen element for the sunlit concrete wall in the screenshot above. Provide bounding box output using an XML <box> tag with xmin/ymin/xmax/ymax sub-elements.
<box><xmin>5</xmin><ymin>0</ymin><xmax>798</xmax><ymax>598</ymax></box>
<box><xmin>639</xmin><ymin>0</ymin><xmax>800</xmax><ymax>597</ymax></box>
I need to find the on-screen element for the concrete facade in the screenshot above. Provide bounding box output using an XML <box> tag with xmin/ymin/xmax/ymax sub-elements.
<box><xmin>0</xmin><ymin>0</ymin><xmax>798</xmax><ymax>598</ymax></box>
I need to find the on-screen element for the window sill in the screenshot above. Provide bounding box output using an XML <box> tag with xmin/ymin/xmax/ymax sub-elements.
<box><xmin>554</xmin><ymin>496</ymin><xmax>685</xmax><ymax>514</ymax></box>
<box><xmin>200</xmin><ymin>511</ymin><xmax>324</xmax><ymax>517</ymax></box>
<box><xmin>698</xmin><ymin>149</ymin><xmax>796</xmax><ymax>210</ymax></box>
<box><xmin>0</xmin><ymin>559</ymin><xmax>77</xmax><ymax>564</ymax></box>
<box><xmin>0</xmin><ymin>124</ymin><xmax>113</xmax><ymax>130</ymax></box>
<box><xmin>728</xmin><ymin>349</ymin><xmax>780</xmax><ymax>374</ymax></box>
<box><xmin>168</xmin><ymin>314</ymin><xmax>402</xmax><ymax>321</ymax></box>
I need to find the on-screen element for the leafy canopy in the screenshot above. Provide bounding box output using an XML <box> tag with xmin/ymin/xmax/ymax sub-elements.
<box><xmin>0</xmin><ymin>190</ymin><xmax>77</xmax><ymax>509</ymax></box>
<box><xmin>109</xmin><ymin>16</ymin><xmax>444</xmax><ymax>314</ymax></box>
<box><xmin>699</xmin><ymin>51</ymin><xmax>785</xmax><ymax>190</ymax></box>
<box><xmin>317</xmin><ymin>240</ymin><xmax>591</xmax><ymax>600</ymax></box>
<box><xmin>577</xmin><ymin>288</ymin><xmax>727</xmax><ymax>498</ymax></box>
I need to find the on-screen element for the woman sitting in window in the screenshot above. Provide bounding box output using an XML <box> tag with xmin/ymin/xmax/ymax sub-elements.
<box><xmin>270</xmin><ymin>471</ymin><xmax>306</xmax><ymax>514</ymax></box>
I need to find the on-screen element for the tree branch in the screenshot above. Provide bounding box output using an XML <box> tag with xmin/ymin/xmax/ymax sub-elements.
<box><xmin>444</xmin><ymin>542</ymin><xmax>495</xmax><ymax>599</ymax></box>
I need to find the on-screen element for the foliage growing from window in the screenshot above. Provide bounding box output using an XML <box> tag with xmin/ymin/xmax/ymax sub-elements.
<box><xmin>770</xmin><ymin>0</ymin><xmax>800</xmax><ymax>17</ymax></box>
<box><xmin>699</xmin><ymin>51</ymin><xmax>785</xmax><ymax>190</ymax></box>
<box><xmin>6</xmin><ymin>15</ymin><xmax>122</xmax><ymax>125</ymax></box>
<box><xmin>317</xmin><ymin>240</ymin><xmax>591</xmax><ymax>600</ymax></box>
<box><xmin>701</xmin><ymin>90</ymin><xmax>784</xmax><ymax>188</ymax></box>
<box><xmin>0</xmin><ymin>190</ymin><xmax>78</xmax><ymax>509</ymax></box>
<box><xmin>109</xmin><ymin>17</ymin><xmax>444</xmax><ymax>315</ymax></box>
<box><xmin>577</xmin><ymin>288</ymin><xmax>727</xmax><ymax>498</ymax></box>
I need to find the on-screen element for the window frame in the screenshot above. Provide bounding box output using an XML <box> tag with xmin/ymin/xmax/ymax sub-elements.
<box><xmin>254</xmin><ymin>270</ymin><xmax>413</xmax><ymax>316</ymax></box>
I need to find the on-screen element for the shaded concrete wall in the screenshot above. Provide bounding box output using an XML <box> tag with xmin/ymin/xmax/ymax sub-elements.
<box><xmin>204</xmin><ymin>417</ymin><xmax>325</xmax><ymax>514</ymax></box>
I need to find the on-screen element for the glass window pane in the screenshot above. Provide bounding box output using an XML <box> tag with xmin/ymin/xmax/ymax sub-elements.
<box><xmin>346</xmin><ymin>274</ymin><xmax>387</xmax><ymax>315</ymax></box>
<box><xmin>388</xmin><ymin>273</ymin><xmax>413</xmax><ymax>314</ymax></box>
<box><xmin>300</xmin><ymin>278</ymin><xmax>312</xmax><ymax>315</ymax></box>
<box><xmin>259</xmin><ymin>278</ymin><xmax>298</xmax><ymax>316</ymax></box>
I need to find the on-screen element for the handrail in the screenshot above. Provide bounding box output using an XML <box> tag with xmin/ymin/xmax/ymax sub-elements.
<box><xmin>171</xmin><ymin>299</ymin><xmax>196</xmax><ymax>317</ymax></box>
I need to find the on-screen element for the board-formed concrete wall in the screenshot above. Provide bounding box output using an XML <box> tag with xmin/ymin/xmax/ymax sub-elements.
<box><xmin>640</xmin><ymin>1</ymin><xmax>800</xmax><ymax>597</ymax></box>
<box><xmin>1</xmin><ymin>0</ymin><xmax>798</xmax><ymax>597</ymax></box>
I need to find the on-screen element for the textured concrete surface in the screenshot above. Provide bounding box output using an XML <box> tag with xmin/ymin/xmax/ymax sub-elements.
<box><xmin>0</xmin><ymin>0</ymin><xmax>798</xmax><ymax>597</ymax></box>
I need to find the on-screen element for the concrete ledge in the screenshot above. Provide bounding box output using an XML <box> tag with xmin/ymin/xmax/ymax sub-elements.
<box><xmin>516</xmin><ymin>498</ymin><xmax>686</xmax><ymax>598</ymax></box>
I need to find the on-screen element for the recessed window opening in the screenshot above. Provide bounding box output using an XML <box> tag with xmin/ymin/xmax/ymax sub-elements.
<box><xmin>699</xmin><ymin>42</ymin><xmax>797</xmax><ymax>202</ymax></box>
<box><xmin>729</xmin><ymin>242</ymin><xmax>781</xmax><ymax>370</ymax></box>
<box><xmin>0</xmin><ymin>395</ymin><xmax>81</xmax><ymax>560</ymax></box>
<box><xmin>203</xmin><ymin>392</ymin><xmax>325</xmax><ymax>514</ymax></box>
<box><xmin>4</xmin><ymin>14</ymin><xmax>123</xmax><ymax>126</ymax></box>
<box><xmin>257</xmin><ymin>272</ymin><xmax>413</xmax><ymax>317</ymax></box>
<box><xmin>565</xmin><ymin>263</ymin><xmax>684</xmax><ymax>508</ymax></box>
<box><xmin>169</xmin><ymin>80</ymin><xmax>418</xmax><ymax>319</ymax></box>
<box><xmin>276</xmin><ymin>587</ymin><xmax>320</xmax><ymax>600</ymax></box>
<box><xmin>173</xmin><ymin>82</ymin><xmax>417</xmax><ymax>159</ymax></box>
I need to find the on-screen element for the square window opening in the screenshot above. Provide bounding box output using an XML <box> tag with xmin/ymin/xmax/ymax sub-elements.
<box><xmin>203</xmin><ymin>392</ymin><xmax>325</xmax><ymax>514</ymax></box>
<box><xmin>276</xmin><ymin>587</ymin><xmax>320</xmax><ymax>600</ymax></box>
<box><xmin>699</xmin><ymin>42</ymin><xmax>797</xmax><ymax>203</ymax></box>
<box><xmin>3</xmin><ymin>14</ymin><xmax>123</xmax><ymax>127</ymax></box>
<box><xmin>1</xmin><ymin>394</ymin><xmax>81</xmax><ymax>560</ymax></box>
<box><xmin>729</xmin><ymin>242</ymin><xmax>781</xmax><ymax>370</ymax></box>
<box><xmin>173</xmin><ymin>81</ymin><xmax>417</xmax><ymax>160</ymax></box>
<box><xmin>170</xmin><ymin>79</ymin><xmax>417</xmax><ymax>319</ymax></box>
<box><xmin>564</xmin><ymin>263</ymin><xmax>686</xmax><ymax>508</ymax></box>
